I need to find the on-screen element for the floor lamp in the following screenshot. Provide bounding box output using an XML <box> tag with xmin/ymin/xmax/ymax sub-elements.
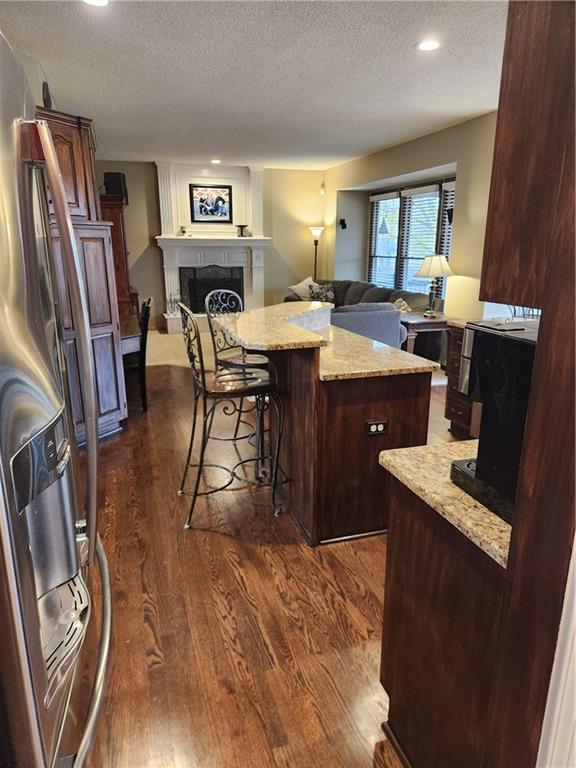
<box><xmin>414</xmin><ymin>254</ymin><xmax>454</xmax><ymax>317</ymax></box>
<box><xmin>308</xmin><ymin>226</ymin><xmax>325</xmax><ymax>280</ymax></box>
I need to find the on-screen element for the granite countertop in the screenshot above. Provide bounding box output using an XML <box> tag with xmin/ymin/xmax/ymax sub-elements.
<box><xmin>214</xmin><ymin>302</ymin><xmax>439</xmax><ymax>378</ymax></box>
<box><xmin>379</xmin><ymin>441</ymin><xmax>511</xmax><ymax>568</ymax></box>
<box><xmin>213</xmin><ymin>302</ymin><xmax>332</xmax><ymax>351</ymax></box>
<box><xmin>319</xmin><ymin>326</ymin><xmax>439</xmax><ymax>381</ymax></box>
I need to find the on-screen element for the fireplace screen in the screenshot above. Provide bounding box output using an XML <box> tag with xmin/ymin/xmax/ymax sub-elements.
<box><xmin>179</xmin><ymin>265</ymin><xmax>244</xmax><ymax>313</ymax></box>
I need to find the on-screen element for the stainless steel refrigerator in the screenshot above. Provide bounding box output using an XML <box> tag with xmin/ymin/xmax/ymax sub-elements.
<box><xmin>0</xmin><ymin>32</ymin><xmax>111</xmax><ymax>767</ymax></box>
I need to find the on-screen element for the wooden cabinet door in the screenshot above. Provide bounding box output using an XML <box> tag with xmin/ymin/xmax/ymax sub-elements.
<box><xmin>44</xmin><ymin>120</ymin><xmax>88</xmax><ymax>219</ymax></box>
<box><xmin>50</xmin><ymin>224</ymin><xmax>127</xmax><ymax>441</ymax></box>
<box><xmin>100</xmin><ymin>196</ymin><xmax>131</xmax><ymax>316</ymax></box>
<box><xmin>76</xmin><ymin>224</ymin><xmax>127</xmax><ymax>435</ymax></box>
<box><xmin>381</xmin><ymin>479</ymin><xmax>505</xmax><ymax>768</ymax></box>
<box><xmin>479</xmin><ymin>2</ymin><xmax>574</xmax><ymax>308</ymax></box>
<box><xmin>37</xmin><ymin>108</ymin><xmax>100</xmax><ymax>222</ymax></box>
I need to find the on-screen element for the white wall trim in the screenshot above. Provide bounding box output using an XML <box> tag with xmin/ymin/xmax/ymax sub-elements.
<box><xmin>536</xmin><ymin>536</ymin><xmax>576</xmax><ymax>768</ymax></box>
<box><xmin>155</xmin><ymin>161</ymin><xmax>264</xmax><ymax>237</ymax></box>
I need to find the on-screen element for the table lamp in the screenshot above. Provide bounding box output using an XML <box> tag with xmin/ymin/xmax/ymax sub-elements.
<box><xmin>308</xmin><ymin>226</ymin><xmax>325</xmax><ymax>280</ymax></box>
<box><xmin>414</xmin><ymin>255</ymin><xmax>454</xmax><ymax>317</ymax></box>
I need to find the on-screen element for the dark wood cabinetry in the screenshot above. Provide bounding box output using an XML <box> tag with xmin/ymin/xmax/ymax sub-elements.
<box><xmin>268</xmin><ymin>348</ymin><xmax>432</xmax><ymax>543</ymax></box>
<box><xmin>38</xmin><ymin>107</ymin><xmax>128</xmax><ymax>440</ymax></box>
<box><xmin>381</xmin><ymin>478</ymin><xmax>505</xmax><ymax>768</ymax></box>
<box><xmin>51</xmin><ymin>223</ymin><xmax>127</xmax><ymax>441</ymax></box>
<box><xmin>100</xmin><ymin>194</ymin><xmax>138</xmax><ymax>320</ymax></box>
<box><xmin>37</xmin><ymin>108</ymin><xmax>101</xmax><ymax>222</ymax></box>
<box><xmin>380</xmin><ymin>5</ymin><xmax>574</xmax><ymax>768</ymax></box>
<box><xmin>444</xmin><ymin>327</ymin><xmax>480</xmax><ymax>437</ymax></box>
<box><xmin>479</xmin><ymin>1</ymin><xmax>574</xmax><ymax>308</ymax></box>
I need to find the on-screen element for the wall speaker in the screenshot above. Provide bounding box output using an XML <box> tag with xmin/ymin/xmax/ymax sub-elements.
<box><xmin>339</xmin><ymin>218</ymin><xmax>347</xmax><ymax>229</ymax></box>
<box><xmin>42</xmin><ymin>81</ymin><xmax>52</xmax><ymax>110</ymax></box>
<box><xmin>104</xmin><ymin>172</ymin><xmax>129</xmax><ymax>204</ymax></box>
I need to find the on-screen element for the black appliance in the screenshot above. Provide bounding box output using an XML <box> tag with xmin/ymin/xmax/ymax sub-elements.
<box><xmin>450</xmin><ymin>319</ymin><xmax>539</xmax><ymax>523</ymax></box>
<box><xmin>103</xmin><ymin>170</ymin><xmax>128</xmax><ymax>204</ymax></box>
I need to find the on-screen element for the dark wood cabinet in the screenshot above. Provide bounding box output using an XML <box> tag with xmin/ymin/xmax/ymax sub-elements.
<box><xmin>39</xmin><ymin>107</ymin><xmax>128</xmax><ymax>440</ymax></box>
<box><xmin>381</xmin><ymin>478</ymin><xmax>505</xmax><ymax>768</ymax></box>
<box><xmin>51</xmin><ymin>222</ymin><xmax>127</xmax><ymax>441</ymax></box>
<box><xmin>37</xmin><ymin>107</ymin><xmax>101</xmax><ymax>222</ymax></box>
<box><xmin>479</xmin><ymin>1</ymin><xmax>574</xmax><ymax>308</ymax></box>
<box><xmin>100</xmin><ymin>194</ymin><xmax>137</xmax><ymax>320</ymax></box>
<box><xmin>444</xmin><ymin>327</ymin><xmax>481</xmax><ymax>436</ymax></box>
<box><xmin>268</xmin><ymin>348</ymin><xmax>432</xmax><ymax>543</ymax></box>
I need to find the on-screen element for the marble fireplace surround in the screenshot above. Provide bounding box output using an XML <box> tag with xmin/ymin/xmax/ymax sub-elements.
<box><xmin>155</xmin><ymin>162</ymin><xmax>270</xmax><ymax>333</ymax></box>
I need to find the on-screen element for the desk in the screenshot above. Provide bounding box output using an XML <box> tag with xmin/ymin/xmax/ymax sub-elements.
<box><xmin>120</xmin><ymin>315</ymin><xmax>141</xmax><ymax>355</ymax></box>
<box><xmin>401</xmin><ymin>314</ymin><xmax>448</xmax><ymax>353</ymax></box>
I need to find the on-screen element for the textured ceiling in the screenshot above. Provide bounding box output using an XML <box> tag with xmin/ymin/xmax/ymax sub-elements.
<box><xmin>0</xmin><ymin>1</ymin><xmax>507</xmax><ymax>169</ymax></box>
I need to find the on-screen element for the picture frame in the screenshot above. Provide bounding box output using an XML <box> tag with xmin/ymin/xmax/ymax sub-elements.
<box><xmin>189</xmin><ymin>184</ymin><xmax>233</xmax><ymax>224</ymax></box>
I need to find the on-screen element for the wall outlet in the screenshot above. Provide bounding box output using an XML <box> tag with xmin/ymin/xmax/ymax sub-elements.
<box><xmin>365</xmin><ymin>419</ymin><xmax>389</xmax><ymax>436</ymax></box>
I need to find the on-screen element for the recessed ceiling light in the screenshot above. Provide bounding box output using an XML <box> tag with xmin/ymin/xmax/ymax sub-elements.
<box><xmin>84</xmin><ymin>0</ymin><xmax>109</xmax><ymax>6</ymax></box>
<box><xmin>210</xmin><ymin>159</ymin><xmax>222</xmax><ymax>165</ymax></box>
<box><xmin>416</xmin><ymin>39</ymin><xmax>441</xmax><ymax>51</ymax></box>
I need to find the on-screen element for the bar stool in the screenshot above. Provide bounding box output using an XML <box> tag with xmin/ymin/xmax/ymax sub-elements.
<box><xmin>205</xmin><ymin>289</ymin><xmax>269</xmax><ymax>442</ymax></box>
<box><xmin>205</xmin><ymin>289</ymin><xmax>268</xmax><ymax>370</ymax></box>
<box><xmin>177</xmin><ymin>302</ymin><xmax>284</xmax><ymax>529</ymax></box>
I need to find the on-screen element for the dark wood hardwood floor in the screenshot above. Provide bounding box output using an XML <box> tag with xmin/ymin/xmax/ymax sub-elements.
<box><xmin>86</xmin><ymin>364</ymin><xmax>453</xmax><ymax>767</ymax></box>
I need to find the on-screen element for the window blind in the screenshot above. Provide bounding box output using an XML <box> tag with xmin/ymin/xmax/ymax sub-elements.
<box><xmin>367</xmin><ymin>178</ymin><xmax>455</xmax><ymax>295</ymax></box>
<box><xmin>367</xmin><ymin>193</ymin><xmax>400</xmax><ymax>288</ymax></box>
<box><xmin>435</xmin><ymin>183</ymin><xmax>456</xmax><ymax>297</ymax></box>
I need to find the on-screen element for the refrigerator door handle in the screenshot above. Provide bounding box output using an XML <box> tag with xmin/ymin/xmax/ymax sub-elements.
<box><xmin>34</xmin><ymin>119</ymin><xmax>100</xmax><ymax>567</ymax></box>
<box><xmin>73</xmin><ymin>534</ymin><xmax>112</xmax><ymax>768</ymax></box>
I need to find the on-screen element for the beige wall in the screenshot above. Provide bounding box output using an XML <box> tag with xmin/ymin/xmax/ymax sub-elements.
<box><xmin>262</xmin><ymin>168</ymin><xmax>325</xmax><ymax>304</ymax></box>
<box><xmin>323</xmin><ymin>112</ymin><xmax>498</xmax><ymax>319</ymax></box>
<box><xmin>333</xmin><ymin>190</ymin><xmax>370</xmax><ymax>281</ymax></box>
<box><xmin>95</xmin><ymin>161</ymin><xmax>165</xmax><ymax>326</ymax></box>
<box><xmin>95</xmin><ymin>113</ymin><xmax>497</xmax><ymax>318</ymax></box>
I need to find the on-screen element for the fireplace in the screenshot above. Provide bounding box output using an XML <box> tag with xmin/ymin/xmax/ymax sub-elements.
<box><xmin>179</xmin><ymin>265</ymin><xmax>244</xmax><ymax>313</ymax></box>
<box><xmin>156</xmin><ymin>233</ymin><xmax>270</xmax><ymax>333</ymax></box>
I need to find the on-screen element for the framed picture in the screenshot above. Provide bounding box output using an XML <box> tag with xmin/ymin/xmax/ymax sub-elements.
<box><xmin>189</xmin><ymin>184</ymin><xmax>233</xmax><ymax>224</ymax></box>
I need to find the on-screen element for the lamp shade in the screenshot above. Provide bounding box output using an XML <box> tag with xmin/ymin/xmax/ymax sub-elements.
<box><xmin>308</xmin><ymin>226</ymin><xmax>325</xmax><ymax>241</ymax></box>
<box><xmin>414</xmin><ymin>254</ymin><xmax>455</xmax><ymax>279</ymax></box>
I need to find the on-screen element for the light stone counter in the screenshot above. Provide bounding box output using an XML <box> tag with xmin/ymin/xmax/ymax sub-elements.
<box><xmin>214</xmin><ymin>301</ymin><xmax>332</xmax><ymax>351</ymax></box>
<box><xmin>215</xmin><ymin>302</ymin><xmax>439</xmax><ymax>379</ymax></box>
<box><xmin>318</xmin><ymin>326</ymin><xmax>439</xmax><ymax>381</ymax></box>
<box><xmin>379</xmin><ymin>441</ymin><xmax>511</xmax><ymax>568</ymax></box>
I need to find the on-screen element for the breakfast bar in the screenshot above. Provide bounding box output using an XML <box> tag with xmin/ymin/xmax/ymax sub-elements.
<box><xmin>215</xmin><ymin>301</ymin><xmax>438</xmax><ymax>543</ymax></box>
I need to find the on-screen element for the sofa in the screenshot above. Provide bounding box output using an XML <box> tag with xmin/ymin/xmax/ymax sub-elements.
<box><xmin>285</xmin><ymin>279</ymin><xmax>444</xmax><ymax>354</ymax></box>
<box><xmin>330</xmin><ymin>302</ymin><xmax>407</xmax><ymax>347</ymax></box>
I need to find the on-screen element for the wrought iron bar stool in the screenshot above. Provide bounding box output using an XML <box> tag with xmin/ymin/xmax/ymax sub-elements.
<box><xmin>205</xmin><ymin>288</ymin><xmax>269</xmax><ymax>444</ymax></box>
<box><xmin>177</xmin><ymin>302</ymin><xmax>284</xmax><ymax>529</ymax></box>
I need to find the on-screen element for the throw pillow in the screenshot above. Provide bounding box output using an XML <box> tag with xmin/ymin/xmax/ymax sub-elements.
<box><xmin>309</xmin><ymin>282</ymin><xmax>335</xmax><ymax>303</ymax></box>
<box><xmin>361</xmin><ymin>286</ymin><xmax>393</xmax><ymax>303</ymax></box>
<box><xmin>343</xmin><ymin>281</ymin><xmax>376</xmax><ymax>305</ymax></box>
<box><xmin>288</xmin><ymin>275</ymin><xmax>315</xmax><ymax>300</ymax></box>
<box><xmin>394</xmin><ymin>298</ymin><xmax>413</xmax><ymax>313</ymax></box>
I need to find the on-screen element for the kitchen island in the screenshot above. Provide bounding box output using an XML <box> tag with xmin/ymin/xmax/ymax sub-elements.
<box><xmin>215</xmin><ymin>302</ymin><xmax>438</xmax><ymax>544</ymax></box>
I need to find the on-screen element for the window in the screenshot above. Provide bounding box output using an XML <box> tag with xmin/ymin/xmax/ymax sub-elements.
<box><xmin>368</xmin><ymin>180</ymin><xmax>455</xmax><ymax>296</ymax></box>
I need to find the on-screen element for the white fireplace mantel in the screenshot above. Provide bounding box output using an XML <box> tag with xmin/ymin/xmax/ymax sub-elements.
<box><xmin>156</xmin><ymin>234</ymin><xmax>271</xmax><ymax>333</ymax></box>
<box><xmin>155</xmin><ymin>160</ymin><xmax>271</xmax><ymax>332</ymax></box>
<box><xmin>157</xmin><ymin>236</ymin><xmax>271</xmax><ymax>249</ymax></box>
